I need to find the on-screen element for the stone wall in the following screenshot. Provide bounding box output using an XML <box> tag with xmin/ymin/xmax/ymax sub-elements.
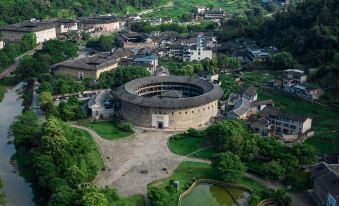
<box><xmin>120</xmin><ymin>100</ymin><xmax>218</xmax><ymax>130</ymax></box>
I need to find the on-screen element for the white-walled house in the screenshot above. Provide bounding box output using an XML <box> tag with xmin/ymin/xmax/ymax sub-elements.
<box><xmin>183</xmin><ymin>36</ymin><xmax>212</xmax><ymax>62</ymax></box>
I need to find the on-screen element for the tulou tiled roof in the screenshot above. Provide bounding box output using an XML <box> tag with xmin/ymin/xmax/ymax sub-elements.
<box><xmin>115</xmin><ymin>76</ymin><xmax>224</xmax><ymax>108</ymax></box>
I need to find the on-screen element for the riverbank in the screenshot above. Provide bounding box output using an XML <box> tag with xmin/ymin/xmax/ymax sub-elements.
<box><xmin>0</xmin><ymin>82</ymin><xmax>34</xmax><ymax>206</ymax></box>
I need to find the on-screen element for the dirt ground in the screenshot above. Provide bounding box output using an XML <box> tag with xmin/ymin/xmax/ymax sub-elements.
<box><xmin>72</xmin><ymin>125</ymin><xmax>206</xmax><ymax>196</ymax></box>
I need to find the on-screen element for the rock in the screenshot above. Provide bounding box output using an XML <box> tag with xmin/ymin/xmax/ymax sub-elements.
<box><xmin>140</xmin><ymin>170</ymin><xmax>149</xmax><ymax>174</ymax></box>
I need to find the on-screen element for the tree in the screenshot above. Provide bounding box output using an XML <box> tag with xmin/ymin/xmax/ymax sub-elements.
<box><xmin>239</xmin><ymin>135</ymin><xmax>259</xmax><ymax>161</ymax></box>
<box><xmin>217</xmin><ymin>54</ymin><xmax>240</xmax><ymax>73</ymax></box>
<box><xmin>39</xmin><ymin>91</ymin><xmax>54</xmax><ymax>114</ymax></box>
<box><xmin>98</xmin><ymin>35</ymin><xmax>114</xmax><ymax>51</ymax></box>
<box><xmin>0</xmin><ymin>176</ymin><xmax>6</xmax><ymax>206</ymax></box>
<box><xmin>41</xmin><ymin>117</ymin><xmax>68</xmax><ymax>154</ymax></box>
<box><xmin>262</xmin><ymin>160</ymin><xmax>285</xmax><ymax>180</ymax></box>
<box><xmin>20</xmin><ymin>33</ymin><xmax>37</xmax><ymax>52</ymax></box>
<box><xmin>11</xmin><ymin>111</ymin><xmax>40</xmax><ymax>148</ymax></box>
<box><xmin>98</xmin><ymin>66</ymin><xmax>150</xmax><ymax>88</ymax></box>
<box><xmin>212</xmin><ymin>152</ymin><xmax>245</xmax><ymax>182</ymax></box>
<box><xmin>205</xmin><ymin>120</ymin><xmax>247</xmax><ymax>153</ymax></box>
<box><xmin>291</xmin><ymin>143</ymin><xmax>317</xmax><ymax>165</ymax></box>
<box><xmin>269</xmin><ymin>52</ymin><xmax>296</xmax><ymax>70</ymax></box>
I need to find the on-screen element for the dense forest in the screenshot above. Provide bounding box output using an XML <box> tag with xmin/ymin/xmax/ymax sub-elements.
<box><xmin>218</xmin><ymin>0</ymin><xmax>339</xmax><ymax>103</ymax></box>
<box><xmin>0</xmin><ymin>0</ymin><xmax>167</xmax><ymax>25</ymax></box>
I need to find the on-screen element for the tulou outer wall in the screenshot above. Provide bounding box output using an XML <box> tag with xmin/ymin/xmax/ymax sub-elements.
<box><xmin>120</xmin><ymin>100</ymin><xmax>218</xmax><ymax>130</ymax></box>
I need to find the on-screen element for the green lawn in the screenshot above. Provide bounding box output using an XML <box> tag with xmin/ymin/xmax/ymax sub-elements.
<box><xmin>120</xmin><ymin>195</ymin><xmax>146</xmax><ymax>206</ymax></box>
<box><xmin>75</xmin><ymin>128</ymin><xmax>105</xmax><ymax>170</ymax></box>
<box><xmin>148</xmin><ymin>161</ymin><xmax>266</xmax><ymax>206</ymax></box>
<box><xmin>82</xmin><ymin>120</ymin><xmax>133</xmax><ymax>140</ymax></box>
<box><xmin>168</xmin><ymin>135</ymin><xmax>215</xmax><ymax>159</ymax></box>
<box><xmin>144</xmin><ymin>0</ymin><xmax>255</xmax><ymax>20</ymax></box>
<box><xmin>242</xmin><ymin>71</ymin><xmax>277</xmax><ymax>84</ymax></box>
<box><xmin>259</xmin><ymin>91</ymin><xmax>339</xmax><ymax>154</ymax></box>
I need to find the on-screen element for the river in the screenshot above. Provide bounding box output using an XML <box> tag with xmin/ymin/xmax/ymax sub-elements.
<box><xmin>0</xmin><ymin>83</ymin><xmax>34</xmax><ymax>206</ymax></box>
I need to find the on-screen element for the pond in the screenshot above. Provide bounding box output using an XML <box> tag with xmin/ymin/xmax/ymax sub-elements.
<box><xmin>180</xmin><ymin>182</ymin><xmax>250</xmax><ymax>206</ymax></box>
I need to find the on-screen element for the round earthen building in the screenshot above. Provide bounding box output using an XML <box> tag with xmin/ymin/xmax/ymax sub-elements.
<box><xmin>115</xmin><ymin>76</ymin><xmax>224</xmax><ymax>130</ymax></box>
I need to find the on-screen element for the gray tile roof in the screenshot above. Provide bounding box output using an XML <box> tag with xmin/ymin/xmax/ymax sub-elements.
<box><xmin>0</xmin><ymin>21</ymin><xmax>56</xmax><ymax>32</ymax></box>
<box><xmin>261</xmin><ymin>106</ymin><xmax>308</xmax><ymax>122</ymax></box>
<box><xmin>52</xmin><ymin>53</ymin><xmax>118</xmax><ymax>71</ymax></box>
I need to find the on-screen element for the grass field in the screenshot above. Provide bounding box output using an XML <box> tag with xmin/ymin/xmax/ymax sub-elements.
<box><xmin>82</xmin><ymin>120</ymin><xmax>133</xmax><ymax>140</ymax></box>
<box><xmin>168</xmin><ymin>135</ymin><xmax>215</xmax><ymax>159</ymax></box>
<box><xmin>148</xmin><ymin>161</ymin><xmax>266</xmax><ymax>206</ymax></box>
<box><xmin>144</xmin><ymin>0</ymin><xmax>254</xmax><ymax>20</ymax></box>
<box><xmin>121</xmin><ymin>195</ymin><xmax>146</xmax><ymax>206</ymax></box>
<box><xmin>76</xmin><ymin>128</ymin><xmax>105</xmax><ymax>170</ymax></box>
<box><xmin>259</xmin><ymin>91</ymin><xmax>339</xmax><ymax>154</ymax></box>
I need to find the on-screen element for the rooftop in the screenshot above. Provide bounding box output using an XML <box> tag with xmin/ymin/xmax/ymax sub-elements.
<box><xmin>116</xmin><ymin>76</ymin><xmax>224</xmax><ymax>108</ymax></box>
<box><xmin>261</xmin><ymin>106</ymin><xmax>308</xmax><ymax>122</ymax></box>
<box><xmin>79</xmin><ymin>16</ymin><xmax>119</xmax><ymax>24</ymax></box>
<box><xmin>0</xmin><ymin>21</ymin><xmax>56</xmax><ymax>32</ymax></box>
<box><xmin>52</xmin><ymin>53</ymin><xmax>118</xmax><ymax>71</ymax></box>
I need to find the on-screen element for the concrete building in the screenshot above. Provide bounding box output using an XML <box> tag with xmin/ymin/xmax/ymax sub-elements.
<box><xmin>204</xmin><ymin>8</ymin><xmax>225</xmax><ymax>20</ymax></box>
<box><xmin>282</xmin><ymin>69</ymin><xmax>307</xmax><ymax>90</ymax></box>
<box><xmin>78</xmin><ymin>16</ymin><xmax>120</xmax><ymax>32</ymax></box>
<box><xmin>115</xmin><ymin>76</ymin><xmax>224</xmax><ymax>130</ymax></box>
<box><xmin>88</xmin><ymin>90</ymin><xmax>114</xmax><ymax>119</ymax></box>
<box><xmin>260</xmin><ymin>106</ymin><xmax>314</xmax><ymax>142</ymax></box>
<box><xmin>130</xmin><ymin>54</ymin><xmax>159</xmax><ymax>74</ymax></box>
<box><xmin>292</xmin><ymin>83</ymin><xmax>324</xmax><ymax>100</ymax></box>
<box><xmin>0</xmin><ymin>40</ymin><xmax>5</xmax><ymax>49</ymax></box>
<box><xmin>0</xmin><ymin>19</ymin><xmax>57</xmax><ymax>44</ymax></box>
<box><xmin>51</xmin><ymin>53</ymin><xmax>118</xmax><ymax>80</ymax></box>
<box><xmin>183</xmin><ymin>36</ymin><xmax>212</xmax><ymax>62</ymax></box>
<box><xmin>306</xmin><ymin>162</ymin><xmax>339</xmax><ymax>206</ymax></box>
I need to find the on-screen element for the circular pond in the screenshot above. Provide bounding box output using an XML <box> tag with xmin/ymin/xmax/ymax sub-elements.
<box><xmin>180</xmin><ymin>182</ymin><xmax>250</xmax><ymax>206</ymax></box>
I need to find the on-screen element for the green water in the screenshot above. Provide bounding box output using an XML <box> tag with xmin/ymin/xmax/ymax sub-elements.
<box><xmin>180</xmin><ymin>183</ymin><xmax>249</xmax><ymax>206</ymax></box>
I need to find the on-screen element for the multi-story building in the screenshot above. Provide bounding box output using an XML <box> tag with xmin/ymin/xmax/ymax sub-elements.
<box><xmin>306</xmin><ymin>162</ymin><xmax>339</xmax><ymax>206</ymax></box>
<box><xmin>260</xmin><ymin>106</ymin><xmax>314</xmax><ymax>141</ymax></box>
<box><xmin>282</xmin><ymin>69</ymin><xmax>307</xmax><ymax>90</ymax></box>
<box><xmin>292</xmin><ymin>83</ymin><xmax>324</xmax><ymax>100</ymax></box>
<box><xmin>132</xmin><ymin>54</ymin><xmax>158</xmax><ymax>74</ymax></box>
<box><xmin>0</xmin><ymin>19</ymin><xmax>57</xmax><ymax>44</ymax></box>
<box><xmin>183</xmin><ymin>36</ymin><xmax>212</xmax><ymax>62</ymax></box>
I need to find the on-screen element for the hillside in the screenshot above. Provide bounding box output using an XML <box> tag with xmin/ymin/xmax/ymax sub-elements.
<box><xmin>0</xmin><ymin>0</ymin><xmax>167</xmax><ymax>25</ymax></box>
<box><xmin>258</xmin><ymin>0</ymin><xmax>338</xmax><ymax>67</ymax></box>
